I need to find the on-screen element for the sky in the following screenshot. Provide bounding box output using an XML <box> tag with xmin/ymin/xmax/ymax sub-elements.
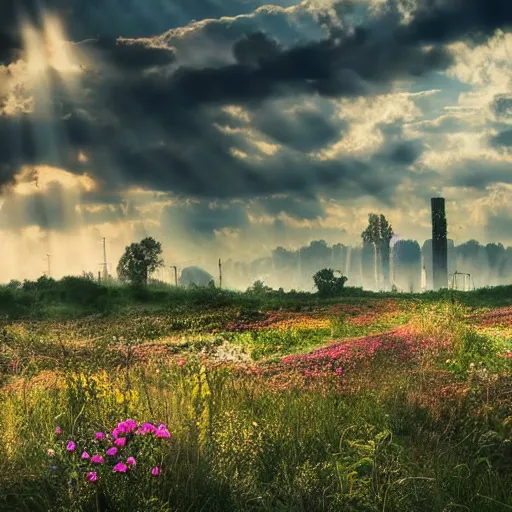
<box><xmin>0</xmin><ymin>0</ymin><xmax>511</xmax><ymax>282</ymax></box>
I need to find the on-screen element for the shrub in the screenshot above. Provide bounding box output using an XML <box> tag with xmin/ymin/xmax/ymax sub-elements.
<box><xmin>313</xmin><ymin>269</ymin><xmax>348</xmax><ymax>297</ymax></box>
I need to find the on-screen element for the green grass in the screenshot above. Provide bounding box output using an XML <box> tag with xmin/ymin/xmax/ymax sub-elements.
<box><xmin>2</xmin><ymin>291</ymin><xmax>512</xmax><ymax>510</ymax></box>
<box><xmin>2</xmin><ymin>275</ymin><xmax>512</xmax><ymax>322</ymax></box>
<box><xmin>2</xmin><ymin>359</ymin><xmax>512</xmax><ymax>511</ymax></box>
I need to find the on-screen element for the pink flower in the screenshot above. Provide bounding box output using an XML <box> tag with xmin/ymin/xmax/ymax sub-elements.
<box><xmin>151</xmin><ymin>466</ymin><xmax>160</xmax><ymax>476</ymax></box>
<box><xmin>94</xmin><ymin>432</ymin><xmax>105</xmax><ymax>440</ymax></box>
<box><xmin>114</xmin><ymin>419</ymin><xmax>137</xmax><ymax>437</ymax></box>
<box><xmin>86</xmin><ymin>472</ymin><xmax>98</xmax><ymax>483</ymax></box>
<box><xmin>106</xmin><ymin>447</ymin><xmax>118</xmax><ymax>456</ymax></box>
<box><xmin>335</xmin><ymin>367</ymin><xmax>343</xmax><ymax>376</ymax></box>
<box><xmin>66</xmin><ymin>441</ymin><xmax>76</xmax><ymax>452</ymax></box>
<box><xmin>55</xmin><ymin>426</ymin><xmax>63</xmax><ymax>436</ymax></box>
<box><xmin>177</xmin><ymin>359</ymin><xmax>186</xmax><ymax>367</ymax></box>
<box><xmin>91</xmin><ymin>454</ymin><xmax>104</xmax><ymax>464</ymax></box>
<box><xmin>126</xmin><ymin>456</ymin><xmax>136</xmax><ymax>467</ymax></box>
<box><xmin>123</xmin><ymin>419</ymin><xmax>138</xmax><ymax>430</ymax></box>
<box><xmin>81</xmin><ymin>451</ymin><xmax>90</xmax><ymax>460</ymax></box>
<box><xmin>113</xmin><ymin>462</ymin><xmax>128</xmax><ymax>473</ymax></box>
<box><xmin>114</xmin><ymin>437</ymin><xmax>127</xmax><ymax>447</ymax></box>
<box><xmin>155</xmin><ymin>425</ymin><xmax>170</xmax><ymax>439</ymax></box>
<box><xmin>135</xmin><ymin>423</ymin><xmax>157</xmax><ymax>435</ymax></box>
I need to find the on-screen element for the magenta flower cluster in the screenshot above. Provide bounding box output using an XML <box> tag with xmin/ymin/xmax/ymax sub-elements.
<box><xmin>53</xmin><ymin>419</ymin><xmax>169</xmax><ymax>483</ymax></box>
<box><xmin>281</xmin><ymin>325</ymin><xmax>427</xmax><ymax>377</ymax></box>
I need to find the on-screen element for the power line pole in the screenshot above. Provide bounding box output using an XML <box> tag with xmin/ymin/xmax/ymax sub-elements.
<box><xmin>219</xmin><ymin>258</ymin><xmax>222</xmax><ymax>289</ymax></box>
<box><xmin>46</xmin><ymin>254</ymin><xmax>51</xmax><ymax>278</ymax></box>
<box><xmin>170</xmin><ymin>265</ymin><xmax>178</xmax><ymax>286</ymax></box>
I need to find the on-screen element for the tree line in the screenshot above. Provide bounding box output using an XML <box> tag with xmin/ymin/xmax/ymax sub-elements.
<box><xmin>224</xmin><ymin>216</ymin><xmax>512</xmax><ymax>292</ymax></box>
<box><xmin>111</xmin><ymin>213</ymin><xmax>512</xmax><ymax>292</ymax></box>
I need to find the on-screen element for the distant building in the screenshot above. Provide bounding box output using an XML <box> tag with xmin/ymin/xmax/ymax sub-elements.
<box><xmin>179</xmin><ymin>266</ymin><xmax>215</xmax><ymax>287</ymax></box>
<box><xmin>391</xmin><ymin>240</ymin><xmax>421</xmax><ymax>293</ymax></box>
<box><xmin>422</xmin><ymin>238</ymin><xmax>455</xmax><ymax>291</ymax></box>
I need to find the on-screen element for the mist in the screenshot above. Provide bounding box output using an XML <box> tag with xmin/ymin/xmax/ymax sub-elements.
<box><xmin>1</xmin><ymin>1</ymin><xmax>512</xmax><ymax>289</ymax></box>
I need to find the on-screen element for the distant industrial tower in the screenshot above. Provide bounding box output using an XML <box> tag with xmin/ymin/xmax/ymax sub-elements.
<box><xmin>431</xmin><ymin>197</ymin><xmax>448</xmax><ymax>290</ymax></box>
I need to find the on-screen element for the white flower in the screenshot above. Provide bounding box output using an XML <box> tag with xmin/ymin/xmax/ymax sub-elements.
<box><xmin>47</xmin><ymin>449</ymin><xmax>55</xmax><ymax>457</ymax></box>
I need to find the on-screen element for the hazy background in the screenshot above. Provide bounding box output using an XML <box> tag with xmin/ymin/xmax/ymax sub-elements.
<box><xmin>0</xmin><ymin>0</ymin><xmax>511</xmax><ymax>288</ymax></box>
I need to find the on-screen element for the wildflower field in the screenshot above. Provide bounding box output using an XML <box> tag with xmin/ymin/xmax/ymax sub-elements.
<box><xmin>2</xmin><ymin>286</ymin><xmax>512</xmax><ymax>511</ymax></box>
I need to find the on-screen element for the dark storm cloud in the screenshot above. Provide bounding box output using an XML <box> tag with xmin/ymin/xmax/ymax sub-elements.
<box><xmin>401</xmin><ymin>0</ymin><xmax>512</xmax><ymax>45</ymax></box>
<box><xmin>97</xmin><ymin>91</ymin><xmax>413</xmax><ymax>202</ymax></box>
<box><xmin>143</xmin><ymin>30</ymin><xmax>452</xmax><ymax>110</ymax></box>
<box><xmin>156</xmin><ymin>6</ymin><xmax>330</xmax><ymax>70</ymax></box>
<box><xmin>492</xmin><ymin>94</ymin><xmax>512</xmax><ymax>118</ymax></box>
<box><xmin>450</xmin><ymin>161</ymin><xmax>512</xmax><ymax>189</ymax></box>
<box><xmin>233</xmin><ymin>32</ymin><xmax>282</xmax><ymax>66</ymax></box>
<box><xmin>75</xmin><ymin>37</ymin><xmax>176</xmax><ymax>70</ymax></box>
<box><xmin>257</xmin><ymin>196</ymin><xmax>326</xmax><ymax>220</ymax></box>
<box><xmin>0</xmin><ymin>0</ymin><xmax>298</xmax><ymax>64</ymax></box>
<box><xmin>490</xmin><ymin>129</ymin><xmax>512</xmax><ymax>148</ymax></box>
<box><xmin>0</xmin><ymin>111</ymin><xmax>99</xmax><ymax>186</ymax></box>
<box><xmin>0</xmin><ymin>32</ymin><xmax>23</xmax><ymax>64</ymax></box>
<box><xmin>2</xmin><ymin>0</ymin><xmax>512</xmax><ymax>219</ymax></box>
<box><xmin>0</xmin><ymin>53</ymin><xmax>412</xmax><ymax>202</ymax></box>
<box><xmin>161</xmin><ymin>201</ymin><xmax>249</xmax><ymax>237</ymax></box>
<box><xmin>385</xmin><ymin>140</ymin><xmax>425</xmax><ymax>165</ymax></box>
<box><xmin>251</xmin><ymin>104</ymin><xmax>346</xmax><ymax>152</ymax></box>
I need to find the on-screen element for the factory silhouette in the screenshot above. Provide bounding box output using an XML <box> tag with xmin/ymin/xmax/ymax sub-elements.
<box><xmin>222</xmin><ymin>198</ymin><xmax>511</xmax><ymax>293</ymax></box>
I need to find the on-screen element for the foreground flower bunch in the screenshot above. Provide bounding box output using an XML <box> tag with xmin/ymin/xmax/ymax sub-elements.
<box><xmin>52</xmin><ymin>419</ymin><xmax>170</xmax><ymax>484</ymax></box>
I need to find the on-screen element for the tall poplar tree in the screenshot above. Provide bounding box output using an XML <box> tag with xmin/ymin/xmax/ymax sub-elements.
<box><xmin>361</xmin><ymin>213</ymin><xmax>393</xmax><ymax>290</ymax></box>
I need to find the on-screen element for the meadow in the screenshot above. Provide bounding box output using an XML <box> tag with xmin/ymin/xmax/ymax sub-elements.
<box><xmin>1</xmin><ymin>278</ymin><xmax>512</xmax><ymax>511</ymax></box>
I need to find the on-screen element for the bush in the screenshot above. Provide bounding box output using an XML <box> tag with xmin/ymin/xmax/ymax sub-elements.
<box><xmin>313</xmin><ymin>269</ymin><xmax>348</xmax><ymax>298</ymax></box>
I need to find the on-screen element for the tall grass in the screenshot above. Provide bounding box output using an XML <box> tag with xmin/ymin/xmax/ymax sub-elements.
<box><xmin>1</xmin><ymin>298</ymin><xmax>512</xmax><ymax>510</ymax></box>
<box><xmin>2</xmin><ymin>359</ymin><xmax>512</xmax><ymax>509</ymax></box>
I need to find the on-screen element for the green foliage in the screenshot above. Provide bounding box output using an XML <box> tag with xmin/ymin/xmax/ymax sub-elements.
<box><xmin>1</xmin><ymin>273</ymin><xmax>512</xmax><ymax>322</ymax></box>
<box><xmin>246</xmin><ymin>280</ymin><xmax>273</xmax><ymax>295</ymax></box>
<box><xmin>225</xmin><ymin>328</ymin><xmax>329</xmax><ymax>360</ymax></box>
<box><xmin>313</xmin><ymin>268</ymin><xmax>348</xmax><ymax>297</ymax></box>
<box><xmin>3</xmin><ymin>293</ymin><xmax>512</xmax><ymax>510</ymax></box>
<box><xmin>2</xmin><ymin>360</ymin><xmax>512</xmax><ymax>511</ymax></box>
<box><xmin>409</xmin><ymin>299</ymin><xmax>512</xmax><ymax>380</ymax></box>
<box><xmin>361</xmin><ymin>214</ymin><xmax>393</xmax><ymax>245</ymax></box>
<box><xmin>361</xmin><ymin>214</ymin><xmax>394</xmax><ymax>289</ymax></box>
<box><xmin>117</xmin><ymin>237</ymin><xmax>164</xmax><ymax>286</ymax></box>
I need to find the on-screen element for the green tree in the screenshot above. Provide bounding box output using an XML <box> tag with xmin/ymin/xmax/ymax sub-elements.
<box><xmin>361</xmin><ymin>213</ymin><xmax>393</xmax><ymax>290</ymax></box>
<box><xmin>246</xmin><ymin>280</ymin><xmax>273</xmax><ymax>295</ymax></box>
<box><xmin>116</xmin><ymin>237</ymin><xmax>164</xmax><ymax>286</ymax></box>
<box><xmin>313</xmin><ymin>268</ymin><xmax>348</xmax><ymax>297</ymax></box>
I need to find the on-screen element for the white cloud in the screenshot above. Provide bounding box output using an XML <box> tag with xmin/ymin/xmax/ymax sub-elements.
<box><xmin>317</xmin><ymin>91</ymin><xmax>424</xmax><ymax>159</ymax></box>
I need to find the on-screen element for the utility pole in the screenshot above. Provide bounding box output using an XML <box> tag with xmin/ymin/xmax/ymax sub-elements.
<box><xmin>170</xmin><ymin>265</ymin><xmax>178</xmax><ymax>286</ymax></box>
<box><xmin>46</xmin><ymin>254</ymin><xmax>51</xmax><ymax>278</ymax></box>
<box><xmin>102</xmin><ymin>237</ymin><xmax>108</xmax><ymax>281</ymax></box>
<box><xmin>219</xmin><ymin>258</ymin><xmax>222</xmax><ymax>289</ymax></box>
